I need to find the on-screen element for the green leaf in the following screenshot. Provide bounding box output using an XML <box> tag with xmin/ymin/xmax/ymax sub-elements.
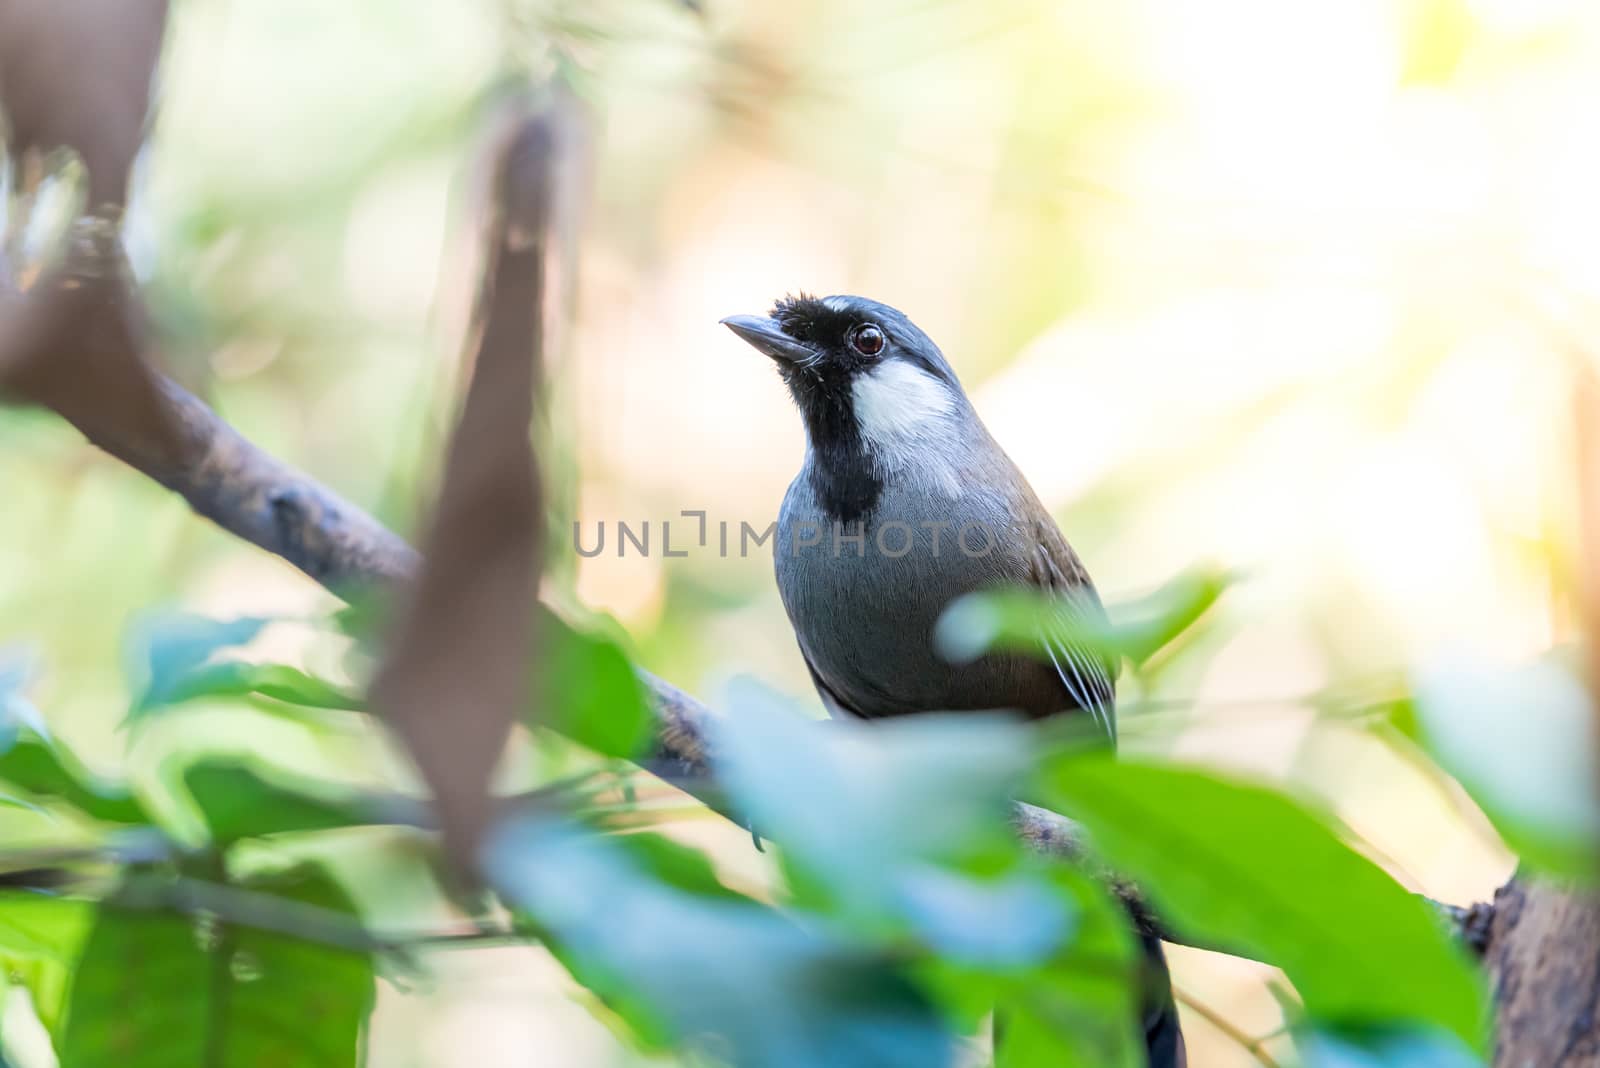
<box><xmin>1039</xmin><ymin>756</ymin><xmax>1487</xmax><ymax>1047</ymax></box>
<box><xmin>59</xmin><ymin>865</ymin><xmax>374</xmax><ymax>1068</ymax></box>
<box><xmin>614</xmin><ymin>828</ymin><xmax>748</xmax><ymax>904</ymax></box>
<box><xmin>126</xmin><ymin>613</ymin><xmax>267</xmax><ymax>712</ymax></box>
<box><xmin>990</xmin><ymin>867</ymin><xmax>1144</xmax><ymax>1068</ymax></box>
<box><xmin>0</xmin><ymin>647</ymin><xmax>49</xmax><ymax>739</ymax></box>
<box><xmin>713</xmin><ymin>681</ymin><xmax>1053</xmax><ymax>947</ymax></box>
<box><xmin>125</xmin><ymin>612</ymin><xmax>364</xmax><ymax>722</ymax></box>
<box><xmin>0</xmin><ymin>736</ymin><xmax>148</xmax><ymax>825</ymax></box>
<box><xmin>153</xmin><ymin>662</ymin><xmax>362</xmax><ymax>716</ymax></box>
<box><xmin>1105</xmin><ymin>565</ymin><xmax>1232</xmax><ymax>666</ymax></box>
<box><xmin>13</xmin><ymin>952</ymin><xmax>75</xmax><ymax>1042</ymax></box>
<box><xmin>1300</xmin><ymin>1025</ymin><xmax>1485</xmax><ymax>1067</ymax></box>
<box><xmin>0</xmin><ymin>894</ymin><xmax>92</xmax><ymax>960</ymax></box>
<box><xmin>0</xmin><ymin>894</ymin><xmax>95</xmax><ymax>1043</ymax></box>
<box><xmin>181</xmin><ymin>759</ymin><xmax>406</xmax><ymax>844</ymax></box>
<box><xmin>487</xmin><ymin>816</ymin><xmax>955</xmax><ymax>1068</ymax></box>
<box><xmin>1411</xmin><ymin>653</ymin><xmax>1600</xmax><ymax>877</ymax></box>
<box><xmin>935</xmin><ymin>565</ymin><xmax>1230</xmax><ymax>670</ymax></box>
<box><xmin>534</xmin><ymin>607</ymin><xmax>653</xmax><ymax>759</ymax></box>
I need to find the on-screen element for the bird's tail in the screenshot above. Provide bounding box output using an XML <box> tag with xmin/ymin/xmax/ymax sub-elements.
<box><xmin>1138</xmin><ymin>931</ymin><xmax>1187</xmax><ymax>1068</ymax></box>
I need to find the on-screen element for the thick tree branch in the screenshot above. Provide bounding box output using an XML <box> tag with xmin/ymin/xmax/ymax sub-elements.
<box><xmin>7</xmin><ymin>316</ymin><xmax>1497</xmax><ymax>948</ymax></box>
<box><xmin>2</xmin><ymin>289</ymin><xmax>1498</xmax><ymax>953</ymax></box>
<box><xmin>1479</xmin><ymin>358</ymin><xmax>1600</xmax><ymax>1065</ymax></box>
<box><xmin>0</xmin><ymin>44</ymin><xmax>1490</xmax><ymax>950</ymax></box>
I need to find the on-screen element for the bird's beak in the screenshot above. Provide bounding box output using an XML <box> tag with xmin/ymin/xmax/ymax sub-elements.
<box><xmin>720</xmin><ymin>314</ymin><xmax>814</xmax><ymax>364</ymax></box>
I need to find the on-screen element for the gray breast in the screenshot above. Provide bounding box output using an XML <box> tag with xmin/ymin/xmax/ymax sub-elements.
<box><xmin>774</xmin><ymin>457</ymin><xmax>1072</xmax><ymax>720</ymax></box>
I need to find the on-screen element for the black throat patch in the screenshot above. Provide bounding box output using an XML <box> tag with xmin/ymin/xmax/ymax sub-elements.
<box><xmin>782</xmin><ymin>366</ymin><xmax>882</xmax><ymax>524</ymax></box>
<box><xmin>769</xmin><ymin>294</ymin><xmax>892</xmax><ymax>523</ymax></box>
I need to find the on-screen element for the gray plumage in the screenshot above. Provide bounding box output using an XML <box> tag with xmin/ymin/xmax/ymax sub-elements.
<box><xmin>775</xmin><ymin>406</ymin><xmax>1114</xmax><ymax>732</ymax></box>
<box><xmin>724</xmin><ymin>294</ymin><xmax>1184</xmax><ymax>1068</ymax></box>
<box><xmin>724</xmin><ymin>293</ymin><xmax>1115</xmax><ymax>737</ymax></box>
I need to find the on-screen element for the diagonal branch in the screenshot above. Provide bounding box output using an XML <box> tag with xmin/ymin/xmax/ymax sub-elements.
<box><xmin>0</xmin><ymin>17</ymin><xmax>1491</xmax><ymax>948</ymax></box>
<box><xmin>0</xmin><ymin>320</ymin><xmax>1491</xmax><ymax>949</ymax></box>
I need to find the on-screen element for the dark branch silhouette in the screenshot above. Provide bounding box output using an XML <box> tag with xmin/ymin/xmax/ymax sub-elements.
<box><xmin>370</xmin><ymin>108</ymin><xmax>557</xmax><ymax>871</ymax></box>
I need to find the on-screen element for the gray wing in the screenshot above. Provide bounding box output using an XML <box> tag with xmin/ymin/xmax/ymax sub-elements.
<box><xmin>1030</xmin><ymin>521</ymin><xmax>1118</xmax><ymax>746</ymax></box>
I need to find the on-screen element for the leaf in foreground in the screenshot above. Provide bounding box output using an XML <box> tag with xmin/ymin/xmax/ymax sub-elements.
<box><xmin>988</xmin><ymin>867</ymin><xmax>1144</xmax><ymax>1068</ymax></box>
<box><xmin>124</xmin><ymin>613</ymin><xmax>266</xmax><ymax>714</ymax></box>
<box><xmin>712</xmin><ymin>679</ymin><xmax>1049</xmax><ymax>949</ymax></box>
<box><xmin>934</xmin><ymin>565</ymin><xmax>1230</xmax><ymax>670</ymax></box>
<box><xmin>533</xmin><ymin>606</ymin><xmax>653</xmax><ymax>759</ymax></box>
<box><xmin>59</xmin><ymin>865</ymin><xmax>373</xmax><ymax>1068</ymax></box>
<box><xmin>181</xmin><ymin>759</ymin><xmax>405</xmax><ymax>844</ymax></box>
<box><xmin>1298</xmin><ymin>1025</ymin><xmax>1485</xmax><ymax>1067</ymax></box>
<box><xmin>487</xmin><ymin>815</ymin><xmax>953</xmax><ymax>1068</ymax></box>
<box><xmin>1411</xmin><ymin>651</ymin><xmax>1600</xmax><ymax>877</ymax></box>
<box><xmin>125</xmin><ymin>612</ymin><xmax>363</xmax><ymax>723</ymax></box>
<box><xmin>0</xmin><ymin>734</ymin><xmax>148</xmax><ymax>824</ymax></box>
<box><xmin>1040</xmin><ymin>756</ymin><xmax>1487</xmax><ymax>1047</ymax></box>
<box><xmin>0</xmin><ymin>893</ymin><xmax>94</xmax><ymax>1040</ymax></box>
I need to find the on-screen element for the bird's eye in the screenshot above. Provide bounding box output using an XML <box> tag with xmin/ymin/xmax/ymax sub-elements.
<box><xmin>850</xmin><ymin>324</ymin><xmax>886</xmax><ymax>356</ymax></box>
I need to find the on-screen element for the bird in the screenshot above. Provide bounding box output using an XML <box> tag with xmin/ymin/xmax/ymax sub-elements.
<box><xmin>722</xmin><ymin>293</ymin><xmax>1185</xmax><ymax>1068</ymax></box>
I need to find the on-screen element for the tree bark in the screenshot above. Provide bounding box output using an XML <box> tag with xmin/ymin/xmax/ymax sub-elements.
<box><xmin>1488</xmin><ymin>875</ymin><xmax>1600</xmax><ymax>1067</ymax></box>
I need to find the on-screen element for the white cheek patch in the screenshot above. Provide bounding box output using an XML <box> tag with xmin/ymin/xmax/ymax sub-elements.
<box><xmin>852</xmin><ymin>359</ymin><xmax>956</xmax><ymax>443</ymax></box>
<box><xmin>850</xmin><ymin>359</ymin><xmax>963</xmax><ymax>495</ymax></box>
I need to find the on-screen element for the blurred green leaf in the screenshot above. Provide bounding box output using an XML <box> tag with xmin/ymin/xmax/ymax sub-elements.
<box><xmin>935</xmin><ymin>565</ymin><xmax>1231</xmax><ymax>670</ymax></box>
<box><xmin>0</xmin><ymin>735</ymin><xmax>148</xmax><ymax>825</ymax></box>
<box><xmin>125</xmin><ymin>613</ymin><xmax>266</xmax><ymax>709</ymax></box>
<box><xmin>616</xmin><ymin>828</ymin><xmax>749</xmax><ymax>904</ymax></box>
<box><xmin>162</xmin><ymin>663</ymin><xmax>361</xmax><ymax>716</ymax></box>
<box><xmin>0</xmin><ymin>647</ymin><xmax>50</xmax><ymax>740</ymax></box>
<box><xmin>13</xmin><ymin>952</ymin><xmax>74</xmax><ymax>1042</ymax></box>
<box><xmin>1411</xmin><ymin>652</ymin><xmax>1600</xmax><ymax>877</ymax></box>
<box><xmin>708</xmin><ymin>684</ymin><xmax>1152</xmax><ymax>1063</ymax></box>
<box><xmin>0</xmin><ymin>894</ymin><xmax>92</xmax><ymax>960</ymax></box>
<box><xmin>0</xmin><ymin>893</ymin><xmax>94</xmax><ymax>1043</ymax></box>
<box><xmin>488</xmin><ymin>816</ymin><xmax>954</xmax><ymax>1068</ymax></box>
<box><xmin>990</xmin><ymin>867</ymin><xmax>1144</xmax><ymax>1068</ymax></box>
<box><xmin>1038</xmin><ymin>756</ymin><xmax>1487</xmax><ymax>1047</ymax></box>
<box><xmin>59</xmin><ymin>865</ymin><xmax>374</xmax><ymax>1068</ymax></box>
<box><xmin>1107</xmin><ymin>566</ymin><xmax>1233</xmax><ymax>666</ymax></box>
<box><xmin>894</xmin><ymin>867</ymin><xmax>1072</xmax><ymax>968</ymax></box>
<box><xmin>534</xmin><ymin>606</ymin><xmax>654</xmax><ymax>759</ymax></box>
<box><xmin>125</xmin><ymin>612</ymin><xmax>363</xmax><ymax>721</ymax></box>
<box><xmin>181</xmin><ymin>759</ymin><xmax>405</xmax><ymax>844</ymax></box>
<box><xmin>713</xmin><ymin>681</ymin><xmax>1061</xmax><ymax>954</ymax></box>
<box><xmin>1300</xmin><ymin>1025</ymin><xmax>1485</xmax><ymax>1067</ymax></box>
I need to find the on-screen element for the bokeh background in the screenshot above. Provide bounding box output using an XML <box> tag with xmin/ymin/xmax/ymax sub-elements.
<box><xmin>8</xmin><ymin>0</ymin><xmax>1600</xmax><ymax>1063</ymax></box>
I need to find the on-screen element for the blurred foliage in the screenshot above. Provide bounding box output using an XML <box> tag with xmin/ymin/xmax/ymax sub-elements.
<box><xmin>60</xmin><ymin>866</ymin><xmax>373</xmax><ymax>1067</ymax></box>
<box><xmin>1037</xmin><ymin>757</ymin><xmax>1486</xmax><ymax>1046</ymax></box>
<box><xmin>0</xmin><ymin>595</ymin><xmax>1552</xmax><ymax>1066</ymax></box>
<box><xmin>6</xmin><ymin>0</ymin><xmax>1600</xmax><ymax>1064</ymax></box>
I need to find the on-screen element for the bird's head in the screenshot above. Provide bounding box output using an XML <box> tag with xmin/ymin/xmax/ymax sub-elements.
<box><xmin>721</xmin><ymin>294</ymin><xmax>969</xmax><ymax>458</ymax></box>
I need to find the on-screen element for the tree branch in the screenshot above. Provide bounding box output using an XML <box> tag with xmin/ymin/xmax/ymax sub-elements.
<box><xmin>9</xmin><ymin>313</ymin><xmax>1497</xmax><ymax>952</ymax></box>
<box><xmin>0</xmin><ymin>42</ymin><xmax>1490</xmax><ymax>951</ymax></box>
<box><xmin>0</xmin><ymin>324</ymin><xmax>1491</xmax><ymax>948</ymax></box>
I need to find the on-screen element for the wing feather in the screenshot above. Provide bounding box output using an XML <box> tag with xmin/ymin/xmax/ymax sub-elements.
<box><xmin>1031</xmin><ymin>528</ymin><xmax>1118</xmax><ymax>746</ymax></box>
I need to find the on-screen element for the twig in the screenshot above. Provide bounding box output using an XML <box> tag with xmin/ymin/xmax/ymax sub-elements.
<box><xmin>114</xmin><ymin>874</ymin><xmax>393</xmax><ymax>957</ymax></box>
<box><xmin>107</xmin><ymin>874</ymin><xmax>535</xmax><ymax>960</ymax></box>
<box><xmin>1172</xmin><ymin>984</ymin><xmax>1283</xmax><ymax>1068</ymax></box>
